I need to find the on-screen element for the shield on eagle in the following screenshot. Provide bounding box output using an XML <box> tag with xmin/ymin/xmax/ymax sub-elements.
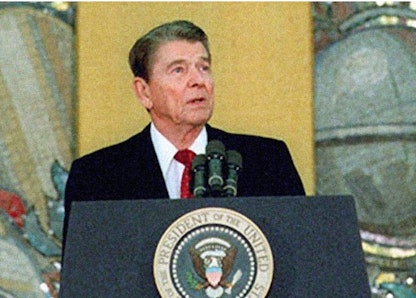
<box><xmin>189</xmin><ymin>237</ymin><xmax>238</xmax><ymax>294</ymax></box>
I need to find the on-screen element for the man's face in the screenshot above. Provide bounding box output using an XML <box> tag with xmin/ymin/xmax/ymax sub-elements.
<box><xmin>140</xmin><ymin>40</ymin><xmax>214</xmax><ymax>131</ymax></box>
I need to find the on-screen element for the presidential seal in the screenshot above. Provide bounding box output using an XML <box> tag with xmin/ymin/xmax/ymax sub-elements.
<box><xmin>153</xmin><ymin>207</ymin><xmax>273</xmax><ymax>298</ymax></box>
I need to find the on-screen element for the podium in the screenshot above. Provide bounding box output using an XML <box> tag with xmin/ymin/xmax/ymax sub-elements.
<box><xmin>60</xmin><ymin>196</ymin><xmax>370</xmax><ymax>297</ymax></box>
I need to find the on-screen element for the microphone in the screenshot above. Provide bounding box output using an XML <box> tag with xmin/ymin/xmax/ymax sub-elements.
<box><xmin>206</xmin><ymin>140</ymin><xmax>226</xmax><ymax>196</ymax></box>
<box><xmin>223</xmin><ymin>150</ymin><xmax>243</xmax><ymax>197</ymax></box>
<box><xmin>191</xmin><ymin>154</ymin><xmax>207</xmax><ymax>198</ymax></box>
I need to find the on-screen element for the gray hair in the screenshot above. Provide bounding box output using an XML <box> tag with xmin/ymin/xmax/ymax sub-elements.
<box><xmin>128</xmin><ymin>20</ymin><xmax>210</xmax><ymax>82</ymax></box>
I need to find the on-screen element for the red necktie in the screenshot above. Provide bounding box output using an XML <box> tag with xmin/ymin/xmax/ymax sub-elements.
<box><xmin>174</xmin><ymin>149</ymin><xmax>196</xmax><ymax>199</ymax></box>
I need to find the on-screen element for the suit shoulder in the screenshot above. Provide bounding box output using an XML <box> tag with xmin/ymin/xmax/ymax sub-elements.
<box><xmin>210</xmin><ymin>126</ymin><xmax>287</xmax><ymax>149</ymax></box>
<box><xmin>72</xmin><ymin>128</ymin><xmax>150</xmax><ymax>167</ymax></box>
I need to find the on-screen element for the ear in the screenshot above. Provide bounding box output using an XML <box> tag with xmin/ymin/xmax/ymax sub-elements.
<box><xmin>132</xmin><ymin>77</ymin><xmax>153</xmax><ymax>110</ymax></box>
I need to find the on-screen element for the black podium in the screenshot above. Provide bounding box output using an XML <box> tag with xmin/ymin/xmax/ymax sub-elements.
<box><xmin>60</xmin><ymin>196</ymin><xmax>370</xmax><ymax>297</ymax></box>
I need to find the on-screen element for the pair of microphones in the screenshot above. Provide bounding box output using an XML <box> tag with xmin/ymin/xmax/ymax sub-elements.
<box><xmin>191</xmin><ymin>140</ymin><xmax>243</xmax><ymax>198</ymax></box>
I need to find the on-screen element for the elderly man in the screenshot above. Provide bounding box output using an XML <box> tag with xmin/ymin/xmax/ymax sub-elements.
<box><xmin>63</xmin><ymin>20</ymin><xmax>304</xmax><ymax>248</ymax></box>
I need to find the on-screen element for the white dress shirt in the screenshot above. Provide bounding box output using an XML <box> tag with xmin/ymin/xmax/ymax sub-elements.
<box><xmin>150</xmin><ymin>123</ymin><xmax>207</xmax><ymax>199</ymax></box>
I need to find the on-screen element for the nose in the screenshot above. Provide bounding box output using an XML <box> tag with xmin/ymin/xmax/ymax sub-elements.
<box><xmin>188</xmin><ymin>66</ymin><xmax>206</xmax><ymax>87</ymax></box>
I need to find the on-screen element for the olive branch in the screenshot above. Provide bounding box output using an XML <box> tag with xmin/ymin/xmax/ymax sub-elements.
<box><xmin>186</xmin><ymin>271</ymin><xmax>201</xmax><ymax>289</ymax></box>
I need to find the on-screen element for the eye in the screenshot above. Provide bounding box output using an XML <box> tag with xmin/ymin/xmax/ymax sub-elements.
<box><xmin>173</xmin><ymin>66</ymin><xmax>184</xmax><ymax>74</ymax></box>
<box><xmin>200</xmin><ymin>64</ymin><xmax>211</xmax><ymax>72</ymax></box>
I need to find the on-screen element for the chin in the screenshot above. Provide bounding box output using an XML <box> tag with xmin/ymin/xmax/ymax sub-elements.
<box><xmin>188</xmin><ymin>112</ymin><xmax>212</xmax><ymax>125</ymax></box>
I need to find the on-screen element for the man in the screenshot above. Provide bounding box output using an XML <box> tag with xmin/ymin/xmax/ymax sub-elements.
<box><xmin>63</xmin><ymin>20</ymin><xmax>304</xmax><ymax>248</ymax></box>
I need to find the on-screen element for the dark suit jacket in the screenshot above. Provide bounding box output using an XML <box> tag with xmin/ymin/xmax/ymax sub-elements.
<box><xmin>63</xmin><ymin>124</ymin><xmax>304</xmax><ymax>248</ymax></box>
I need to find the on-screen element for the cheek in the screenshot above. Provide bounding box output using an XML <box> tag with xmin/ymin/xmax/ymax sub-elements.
<box><xmin>207</xmin><ymin>80</ymin><xmax>214</xmax><ymax>95</ymax></box>
<box><xmin>150</xmin><ymin>84</ymin><xmax>172</xmax><ymax>104</ymax></box>
<box><xmin>154</xmin><ymin>87</ymin><xmax>184</xmax><ymax>112</ymax></box>
<box><xmin>158</xmin><ymin>80</ymin><xmax>184</xmax><ymax>98</ymax></box>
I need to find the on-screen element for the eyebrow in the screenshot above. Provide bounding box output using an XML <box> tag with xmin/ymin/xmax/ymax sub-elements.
<box><xmin>166</xmin><ymin>56</ymin><xmax>211</xmax><ymax>69</ymax></box>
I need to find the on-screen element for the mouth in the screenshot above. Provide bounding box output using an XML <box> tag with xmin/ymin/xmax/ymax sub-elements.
<box><xmin>188</xmin><ymin>97</ymin><xmax>206</xmax><ymax>104</ymax></box>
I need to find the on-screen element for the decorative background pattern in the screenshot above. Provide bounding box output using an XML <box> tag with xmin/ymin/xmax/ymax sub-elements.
<box><xmin>0</xmin><ymin>3</ymin><xmax>75</xmax><ymax>297</ymax></box>
<box><xmin>314</xmin><ymin>2</ymin><xmax>416</xmax><ymax>297</ymax></box>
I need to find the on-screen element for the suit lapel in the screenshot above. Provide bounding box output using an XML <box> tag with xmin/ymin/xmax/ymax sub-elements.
<box><xmin>129</xmin><ymin>125</ymin><xmax>169</xmax><ymax>199</ymax></box>
<box><xmin>206</xmin><ymin>124</ymin><xmax>226</xmax><ymax>142</ymax></box>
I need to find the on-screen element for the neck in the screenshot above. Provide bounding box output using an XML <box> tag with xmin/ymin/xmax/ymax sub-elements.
<box><xmin>153</xmin><ymin>122</ymin><xmax>204</xmax><ymax>150</ymax></box>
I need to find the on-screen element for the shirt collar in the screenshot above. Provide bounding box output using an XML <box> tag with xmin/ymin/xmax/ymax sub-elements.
<box><xmin>150</xmin><ymin>123</ymin><xmax>207</xmax><ymax>177</ymax></box>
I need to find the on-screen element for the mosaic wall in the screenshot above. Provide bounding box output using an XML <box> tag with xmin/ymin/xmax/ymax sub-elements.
<box><xmin>313</xmin><ymin>2</ymin><xmax>416</xmax><ymax>297</ymax></box>
<box><xmin>0</xmin><ymin>3</ymin><xmax>75</xmax><ymax>297</ymax></box>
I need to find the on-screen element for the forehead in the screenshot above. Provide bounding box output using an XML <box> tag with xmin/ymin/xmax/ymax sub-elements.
<box><xmin>152</xmin><ymin>40</ymin><xmax>210</xmax><ymax>65</ymax></box>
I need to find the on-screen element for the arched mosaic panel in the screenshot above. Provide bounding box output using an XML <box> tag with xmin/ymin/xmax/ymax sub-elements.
<box><xmin>314</xmin><ymin>2</ymin><xmax>416</xmax><ymax>296</ymax></box>
<box><xmin>0</xmin><ymin>3</ymin><xmax>75</xmax><ymax>297</ymax></box>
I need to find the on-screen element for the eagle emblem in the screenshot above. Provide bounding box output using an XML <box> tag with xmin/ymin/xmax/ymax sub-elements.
<box><xmin>189</xmin><ymin>237</ymin><xmax>242</xmax><ymax>298</ymax></box>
